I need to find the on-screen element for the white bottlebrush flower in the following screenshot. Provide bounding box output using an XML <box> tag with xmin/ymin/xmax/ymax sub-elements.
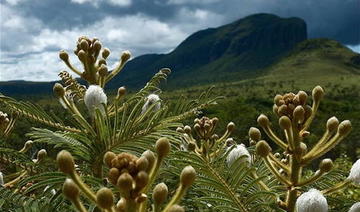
<box><xmin>226</xmin><ymin>144</ymin><xmax>251</xmax><ymax>167</ymax></box>
<box><xmin>349</xmin><ymin>202</ymin><xmax>360</xmax><ymax>212</ymax></box>
<box><xmin>141</xmin><ymin>94</ymin><xmax>161</xmax><ymax>114</ymax></box>
<box><xmin>84</xmin><ymin>85</ymin><xmax>107</xmax><ymax>116</ymax></box>
<box><xmin>0</xmin><ymin>171</ymin><xmax>4</xmax><ymax>185</ymax></box>
<box><xmin>296</xmin><ymin>189</ymin><xmax>328</xmax><ymax>212</ymax></box>
<box><xmin>348</xmin><ymin>159</ymin><xmax>360</xmax><ymax>184</ymax></box>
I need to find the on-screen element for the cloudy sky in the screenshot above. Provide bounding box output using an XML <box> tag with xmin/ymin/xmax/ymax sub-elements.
<box><xmin>0</xmin><ymin>0</ymin><xmax>359</xmax><ymax>81</ymax></box>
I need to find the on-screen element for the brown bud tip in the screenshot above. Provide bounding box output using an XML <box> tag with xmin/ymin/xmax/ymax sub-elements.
<box><xmin>53</xmin><ymin>83</ymin><xmax>65</xmax><ymax>98</ymax></box>
<box><xmin>274</xmin><ymin>94</ymin><xmax>283</xmax><ymax>106</ymax></box>
<box><xmin>77</xmin><ymin>50</ymin><xmax>86</xmax><ymax>62</ymax></box>
<box><xmin>104</xmin><ymin>151</ymin><xmax>116</xmax><ymax>167</ymax></box>
<box><xmin>96</xmin><ymin>187</ymin><xmax>114</xmax><ymax>209</ymax></box>
<box><xmin>194</xmin><ymin>123</ymin><xmax>201</xmax><ymax>131</ymax></box>
<box><xmin>312</xmin><ymin>86</ymin><xmax>324</xmax><ymax>102</ymax></box>
<box><xmin>102</xmin><ymin>48</ymin><xmax>110</xmax><ymax>59</ymax></box>
<box><xmin>338</xmin><ymin>120</ymin><xmax>352</xmax><ymax>136</ymax></box>
<box><xmin>188</xmin><ymin>142</ymin><xmax>196</xmax><ymax>151</ymax></box>
<box><xmin>155</xmin><ymin>137</ymin><xmax>171</xmax><ymax>158</ymax></box>
<box><xmin>257</xmin><ymin>114</ymin><xmax>269</xmax><ymax>128</ymax></box>
<box><xmin>121</xmin><ymin>50</ymin><xmax>131</xmax><ymax>62</ymax></box>
<box><xmin>184</xmin><ymin>125</ymin><xmax>191</xmax><ymax>134</ymax></box>
<box><xmin>180</xmin><ymin>165</ymin><xmax>196</xmax><ymax>187</ymax></box>
<box><xmin>136</xmin><ymin>157</ymin><xmax>149</xmax><ymax>172</ymax></box>
<box><xmin>98</xmin><ymin>58</ymin><xmax>107</xmax><ymax>66</ymax></box>
<box><xmin>56</xmin><ymin>150</ymin><xmax>75</xmax><ymax>174</ymax></box>
<box><xmin>227</xmin><ymin>122</ymin><xmax>235</xmax><ymax>131</ymax></box>
<box><xmin>160</xmin><ymin>68</ymin><xmax>171</xmax><ymax>75</ymax></box>
<box><xmin>249</xmin><ymin>127</ymin><xmax>261</xmax><ymax>141</ymax></box>
<box><xmin>319</xmin><ymin>158</ymin><xmax>333</xmax><ymax>173</ymax></box>
<box><xmin>279</xmin><ymin>116</ymin><xmax>291</xmax><ymax>130</ymax></box>
<box><xmin>117</xmin><ymin>173</ymin><xmax>133</xmax><ymax>191</ymax></box>
<box><xmin>62</xmin><ymin>178</ymin><xmax>79</xmax><ymax>201</ymax></box>
<box><xmin>117</xmin><ymin>86</ymin><xmax>126</xmax><ymax>96</ymax></box>
<box><xmin>176</xmin><ymin>127</ymin><xmax>185</xmax><ymax>133</ymax></box>
<box><xmin>326</xmin><ymin>116</ymin><xmax>339</xmax><ymax>132</ymax></box>
<box><xmin>116</xmin><ymin>198</ymin><xmax>127</xmax><ymax>211</ymax></box>
<box><xmin>24</xmin><ymin>140</ymin><xmax>33</xmax><ymax>149</ymax></box>
<box><xmin>293</xmin><ymin>106</ymin><xmax>305</xmax><ymax>123</ymax></box>
<box><xmin>256</xmin><ymin>140</ymin><xmax>271</xmax><ymax>157</ymax></box>
<box><xmin>152</xmin><ymin>182</ymin><xmax>168</xmax><ymax>205</ymax></box>
<box><xmin>80</xmin><ymin>39</ymin><xmax>89</xmax><ymax>51</ymax></box>
<box><xmin>168</xmin><ymin>205</ymin><xmax>185</xmax><ymax>212</ymax></box>
<box><xmin>93</xmin><ymin>41</ymin><xmax>102</xmax><ymax>52</ymax></box>
<box><xmin>135</xmin><ymin>171</ymin><xmax>149</xmax><ymax>189</ymax></box>
<box><xmin>142</xmin><ymin>150</ymin><xmax>155</xmax><ymax>172</ymax></box>
<box><xmin>37</xmin><ymin>149</ymin><xmax>47</xmax><ymax>161</ymax></box>
<box><xmin>98</xmin><ymin>64</ymin><xmax>108</xmax><ymax>77</ymax></box>
<box><xmin>274</xmin><ymin>152</ymin><xmax>281</xmax><ymax>158</ymax></box>
<box><xmin>59</xmin><ymin>50</ymin><xmax>69</xmax><ymax>61</ymax></box>
<box><xmin>135</xmin><ymin>193</ymin><xmax>147</xmax><ymax>203</ymax></box>
<box><xmin>108</xmin><ymin>168</ymin><xmax>120</xmax><ymax>185</ymax></box>
<box><xmin>299</xmin><ymin>142</ymin><xmax>308</xmax><ymax>155</ymax></box>
<box><xmin>297</xmin><ymin>91</ymin><xmax>308</xmax><ymax>105</ymax></box>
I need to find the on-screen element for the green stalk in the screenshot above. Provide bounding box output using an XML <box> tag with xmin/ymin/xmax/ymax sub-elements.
<box><xmin>69</xmin><ymin>171</ymin><xmax>97</xmax><ymax>203</ymax></box>
<box><xmin>162</xmin><ymin>184</ymin><xmax>187</xmax><ymax>211</ymax></box>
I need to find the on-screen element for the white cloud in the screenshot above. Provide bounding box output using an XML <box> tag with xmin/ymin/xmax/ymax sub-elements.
<box><xmin>70</xmin><ymin>0</ymin><xmax>131</xmax><ymax>7</ymax></box>
<box><xmin>167</xmin><ymin>0</ymin><xmax>220</xmax><ymax>5</ymax></box>
<box><xmin>347</xmin><ymin>44</ymin><xmax>360</xmax><ymax>53</ymax></box>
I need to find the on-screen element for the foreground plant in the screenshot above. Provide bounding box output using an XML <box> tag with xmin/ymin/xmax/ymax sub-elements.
<box><xmin>57</xmin><ymin>137</ymin><xmax>196</xmax><ymax>212</ymax></box>
<box><xmin>251</xmin><ymin>86</ymin><xmax>355</xmax><ymax>211</ymax></box>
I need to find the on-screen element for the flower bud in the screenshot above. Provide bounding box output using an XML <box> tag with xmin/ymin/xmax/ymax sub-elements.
<box><xmin>155</xmin><ymin>138</ymin><xmax>170</xmax><ymax>158</ymax></box>
<box><xmin>20</xmin><ymin>140</ymin><xmax>33</xmax><ymax>152</ymax></box>
<box><xmin>296</xmin><ymin>189</ymin><xmax>328</xmax><ymax>212</ymax></box>
<box><xmin>256</xmin><ymin>140</ymin><xmax>271</xmax><ymax>157</ymax></box>
<box><xmin>176</xmin><ymin>127</ymin><xmax>184</xmax><ymax>133</ymax></box>
<box><xmin>135</xmin><ymin>193</ymin><xmax>147</xmax><ymax>203</ymax></box>
<box><xmin>184</xmin><ymin>125</ymin><xmax>191</xmax><ymax>134</ymax></box>
<box><xmin>80</xmin><ymin>39</ymin><xmax>89</xmax><ymax>51</ymax></box>
<box><xmin>136</xmin><ymin>157</ymin><xmax>149</xmax><ymax>172</ymax></box>
<box><xmin>160</xmin><ymin>68</ymin><xmax>171</xmax><ymax>75</ymax></box>
<box><xmin>293</xmin><ymin>106</ymin><xmax>305</xmax><ymax>123</ymax></box>
<box><xmin>62</xmin><ymin>178</ymin><xmax>79</xmax><ymax>201</ymax></box>
<box><xmin>152</xmin><ymin>182</ymin><xmax>168</xmax><ymax>205</ymax></box>
<box><xmin>257</xmin><ymin>114</ymin><xmax>270</xmax><ymax>128</ymax></box>
<box><xmin>297</xmin><ymin>91</ymin><xmax>308</xmax><ymax>105</ymax></box>
<box><xmin>117</xmin><ymin>86</ymin><xmax>126</xmax><ymax>97</ymax></box>
<box><xmin>117</xmin><ymin>173</ymin><xmax>134</xmax><ymax>191</ymax></box>
<box><xmin>102</xmin><ymin>48</ymin><xmax>110</xmax><ymax>59</ymax></box>
<box><xmin>180</xmin><ymin>165</ymin><xmax>196</xmax><ymax>187</ymax></box>
<box><xmin>319</xmin><ymin>158</ymin><xmax>333</xmax><ymax>173</ymax></box>
<box><xmin>348</xmin><ymin>159</ymin><xmax>360</xmax><ymax>184</ymax></box>
<box><xmin>37</xmin><ymin>149</ymin><xmax>47</xmax><ymax>161</ymax></box>
<box><xmin>312</xmin><ymin>86</ymin><xmax>324</xmax><ymax>102</ymax></box>
<box><xmin>121</xmin><ymin>50</ymin><xmax>131</xmax><ymax>62</ymax></box>
<box><xmin>96</xmin><ymin>187</ymin><xmax>114</xmax><ymax>209</ymax></box>
<box><xmin>249</xmin><ymin>127</ymin><xmax>261</xmax><ymax>141</ymax></box>
<box><xmin>279</xmin><ymin>116</ymin><xmax>291</xmax><ymax>130</ymax></box>
<box><xmin>104</xmin><ymin>151</ymin><xmax>116</xmax><ymax>167</ymax></box>
<box><xmin>108</xmin><ymin>168</ymin><xmax>120</xmax><ymax>185</ymax></box>
<box><xmin>53</xmin><ymin>83</ymin><xmax>65</xmax><ymax>98</ymax></box>
<box><xmin>57</xmin><ymin>150</ymin><xmax>75</xmax><ymax>174</ymax></box>
<box><xmin>338</xmin><ymin>120</ymin><xmax>352</xmax><ymax>136</ymax></box>
<box><xmin>98</xmin><ymin>64</ymin><xmax>108</xmax><ymax>77</ymax></box>
<box><xmin>98</xmin><ymin>58</ymin><xmax>107</xmax><ymax>66</ymax></box>
<box><xmin>142</xmin><ymin>150</ymin><xmax>155</xmax><ymax>172</ymax></box>
<box><xmin>326</xmin><ymin>116</ymin><xmax>339</xmax><ymax>132</ymax></box>
<box><xmin>93</xmin><ymin>41</ymin><xmax>102</xmax><ymax>52</ymax></box>
<box><xmin>135</xmin><ymin>171</ymin><xmax>149</xmax><ymax>189</ymax></box>
<box><xmin>116</xmin><ymin>198</ymin><xmax>126</xmax><ymax>211</ymax></box>
<box><xmin>77</xmin><ymin>50</ymin><xmax>87</xmax><ymax>62</ymax></box>
<box><xmin>274</xmin><ymin>94</ymin><xmax>283</xmax><ymax>106</ymax></box>
<box><xmin>227</xmin><ymin>122</ymin><xmax>235</xmax><ymax>132</ymax></box>
<box><xmin>168</xmin><ymin>205</ymin><xmax>185</xmax><ymax>212</ymax></box>
<box><xmin>59</xmin><ymin>50</ymin><xmax>69</xmax><ymax>62</ymax></box>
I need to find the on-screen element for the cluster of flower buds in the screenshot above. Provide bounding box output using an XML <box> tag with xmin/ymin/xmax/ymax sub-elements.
<box><xmin>0</xmin><ymin>111</ymin><xmax>9</xmax><ymax>130</ymax></box>
<box><xmin>57</xmin><ymin>137</ymin><xmax>196</xmax><ymax>212</ymax></box>
<box><xmin>251</xmin><ymin>86</ymin><xmax>354</xmax><ymax>211</ymax></box>
<box><xmin>177</xmin><ymin>116</ymin><xmax>235</xmax><ymax>159</ymax></box>
<box><xmin>59</xmin><ymin>36</ymin><xmax>131</xmax><ymax>87</ymax></box>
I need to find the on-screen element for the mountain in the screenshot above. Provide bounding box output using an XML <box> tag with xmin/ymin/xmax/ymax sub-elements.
<box><xmin>1</xmin><ymin>13</ymin><xmax>359</xmax><ymax>96</ymax></box>
<box><xmin>107</xmin><ymin>13</ymin><xmax>307</xmax><ymax>89</ymax></box>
